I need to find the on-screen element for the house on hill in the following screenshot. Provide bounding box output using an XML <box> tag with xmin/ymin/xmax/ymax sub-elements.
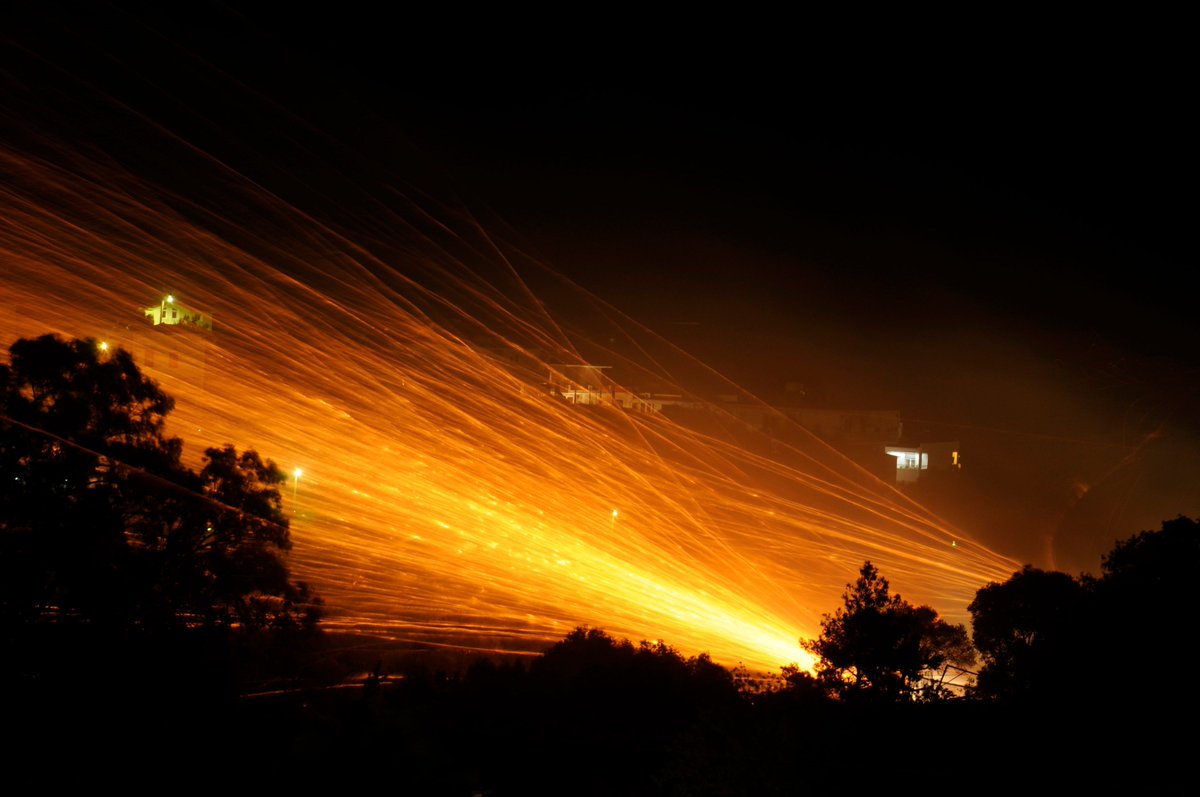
<box><xmin>143</xmin><ymin>294</ymin><xmax>213</xmax><ymax>331</ymax></box>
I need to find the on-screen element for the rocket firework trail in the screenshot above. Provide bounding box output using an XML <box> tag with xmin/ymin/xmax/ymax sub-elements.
<box><xmin>0</xmin><ymin>46</ymin><xmax>1019</xmax><ymax>670</ymax></box>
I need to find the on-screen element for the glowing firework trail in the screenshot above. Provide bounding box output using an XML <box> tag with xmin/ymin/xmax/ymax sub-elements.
<box><xmin>0</xmin><ymin>70</ymin><xmax>1020</xmax><ymax>672</ymax></box>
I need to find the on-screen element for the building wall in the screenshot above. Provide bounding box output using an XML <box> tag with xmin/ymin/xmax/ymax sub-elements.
<box><xmin>144</xmin><ymin>299</ymin><xmax>213</xmax><ymax>331</ymax></box>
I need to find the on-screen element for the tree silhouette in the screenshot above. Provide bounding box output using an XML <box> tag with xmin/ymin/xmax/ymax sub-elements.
<box><xmin>519</xmin><ymin>626</ymin><xmax>743</xmax><ymax>793</ymax></box>
<box><xmin>968</xmin><ymin>565</ymin><xmax>1086</xmax><ymax>701</ymax></box>
<box><xmin>968</xmin><ymin>517</ymin><xmax>1200</xmax><ymax>707</ymax></box>
<box><xmin>803</xmin><ymin>561</ymin><xmax>975</xmax><ymax>701</ymax></box>
<box><xmin>1095</xmin><ymin>516</ymin><xmax>1200</xmax><ymax>700</ymax></box>
<box><xmin>1099</xmin><ymin>515</ymin><xmax>1200</xmax><ymax>596</ymax></box>
<box><xmin>0</xmin><ymin>334</ymin><xmax>319</xmax><ymax>636</ymax></box>
<box><xmin>962</xmin><ymin>519</ymin><xmax>1199</xmax><ymax>791</ymax></box>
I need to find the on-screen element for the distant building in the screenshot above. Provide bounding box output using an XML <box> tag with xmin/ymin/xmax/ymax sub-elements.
<box><xmin>716</xmin><ymin>401</ymin><xmax>903</xmax><ymax>446</ymax></box>
<box><xmin>144</xmin><ymin>294</ymin><xmax>213</xmax><ymax>331</ymax></box>
<box><xmin>97</xmin><ymin>293</ymin><xmax>216</xmax><ymax>392</ymax></box>
<box><xmin>537</xmin><ymin>358</ymin><xmax>960</xmax><ymax>485</ymax></box>
<box><xmin>547</xmin><ymin>363</ymin><xmax>612</xmax><ymax>406</ymax></box>
<box><xmin>547</xmin><ymin>363</ymin><xmax>705</xmax><ymax>414</ymax></box>
<box><xmin>885</xmin><ymin>441</ymin><xmax>961</xmax><ymax>483</ymax></box>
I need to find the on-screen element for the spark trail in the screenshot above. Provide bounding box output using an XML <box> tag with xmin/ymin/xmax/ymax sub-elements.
<box><xmin>0</xmin><ymin>55</ymin><xmax>1020</xmax><ymax>672</ymax></box>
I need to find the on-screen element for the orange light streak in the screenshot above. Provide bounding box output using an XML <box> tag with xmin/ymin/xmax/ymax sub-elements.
<box><xmin>0</xmin><ymin>132</ymin><xmax>1021</xmax><ymax>673</ymax></box>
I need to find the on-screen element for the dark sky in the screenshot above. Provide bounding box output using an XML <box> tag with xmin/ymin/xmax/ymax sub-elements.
<box><xmin>5</xmin><ymin>3</ymin><xmax>1197</xmax><ymax>573</ymax></box>
<box><xmin>262</xmin><ymin>8</ymin><xmax>1195</xmax><ymax>385</ymax></box>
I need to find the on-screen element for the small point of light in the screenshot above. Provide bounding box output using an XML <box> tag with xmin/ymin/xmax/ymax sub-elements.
<box><xmin>166</xmin><ymin>294</ymin><xmax>174</xmax><ymax>303</ymax></box>
<box><xmin>951</xmin><ymin>540</ymin><xmax>957</xmax><ymax>547</ymax></box>
<box><xmin>611</xmin><ymin>509</ymin><xmax>619</xmax><ymax>519</ymax></box>
<box><xmin>98</xmin><ymin>341</ymin><xmax>108</xmax><ymax>351</ymax></box>
<box><xmin>294</xmin><ymin>467</ymin><xmax>303</xmax><ymax>479</ymax></box>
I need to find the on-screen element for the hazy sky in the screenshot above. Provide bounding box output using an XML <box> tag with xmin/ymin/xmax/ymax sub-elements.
<box><xmin>5</xmin><ymin>3</ymin><xmax>1197</xmax><ymax>574</ymax></box>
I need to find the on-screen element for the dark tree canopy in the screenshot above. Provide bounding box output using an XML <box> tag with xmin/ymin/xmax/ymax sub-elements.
<box><xmin>505</xmin><ymin>627</ymin><xmax>736</xmax><ymax>792</ymax></box>
<box><xmin>0</xmin><ymin>334</ymin><xmax>182</xmax><ymax>471</ymax></box>
<box><xmin>1095</xmin><ymin>515</ymin><xmax>1200</xmax><ymax>677</ymax></box>
<box><xmin>802</xmin><ymin>561</ymin><xmax>975</xmax><ymax>702</ymax></box>
<box><xmin>969</xmin><ymin>517</ymin><xmax>1200</xmax><ymax>707</ymax></box>
<box><xmin>1100</xmin><ymin>515</ymin><xmax>1200</xmax><ymax>593</ymax></box>
<box><xmin>968</xmin><ymin>565</ymin><xmax>1086</xmax><ymax>701</ymax></box>
<box><xmin>531</xmin><ymin>625</ymin><xmax>736</xmax><ymax>699</ymax></box>
<box><xmin>0</xmin><ymin>334</ymin><xmax>319</xmax><ymax>636</ymax></box>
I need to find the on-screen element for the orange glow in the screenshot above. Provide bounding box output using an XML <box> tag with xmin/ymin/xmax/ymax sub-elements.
<box><xmin>0</xmin><ymin>140</ymin><xmax>1021</xmax><ymax>673</ymax></box>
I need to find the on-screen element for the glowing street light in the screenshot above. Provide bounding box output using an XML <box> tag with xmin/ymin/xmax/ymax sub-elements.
<box><xmin>293</xmin><ymin>467</ymin><xmax>302</xmax><ymax>505</ymax></box>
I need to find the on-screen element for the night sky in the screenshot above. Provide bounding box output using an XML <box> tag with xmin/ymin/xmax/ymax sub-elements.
<box><xmin>5</xmin><ymin>3</ymin><xmax>1197</xmax><ymax>575</ymax></box>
